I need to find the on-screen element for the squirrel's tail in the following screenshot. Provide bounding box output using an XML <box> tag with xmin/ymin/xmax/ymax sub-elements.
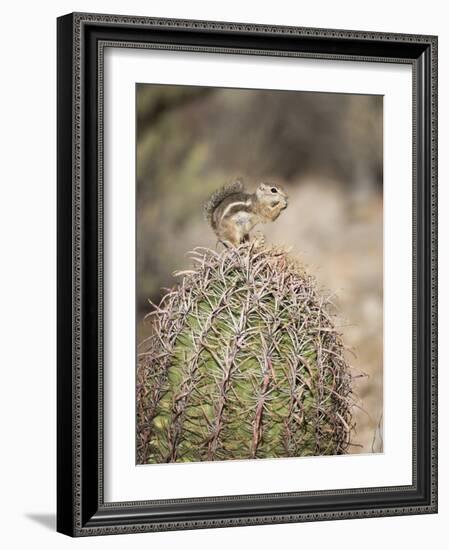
<box><xmin>203</xmin><ymin>179</ymin><xmax>244</xmax><ymax>228</ymax></box>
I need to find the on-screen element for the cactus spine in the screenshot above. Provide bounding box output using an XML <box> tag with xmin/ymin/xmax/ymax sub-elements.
<box><xmin>137</xmin><ymin>244</ymin><xmax>353</xmax><ymax>463</ymax></box>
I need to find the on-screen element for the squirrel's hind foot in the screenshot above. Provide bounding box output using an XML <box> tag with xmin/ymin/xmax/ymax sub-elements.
<box><xmin>253</xmin><ymin>231</ymin><xmax>266</xmax><ymax>249</ymax></box>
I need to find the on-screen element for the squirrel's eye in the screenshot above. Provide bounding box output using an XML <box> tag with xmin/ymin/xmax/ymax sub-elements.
<box><xmin>270</xmin><ymin>187</ymin><xmax>278</xmax><ymax>194</ymax></box>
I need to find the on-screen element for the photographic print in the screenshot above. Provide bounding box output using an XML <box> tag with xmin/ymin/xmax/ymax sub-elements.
<box><xmin>136</xmin><ymin>84</ymin><xmax>383</xmax><ymax>464</ymax></box>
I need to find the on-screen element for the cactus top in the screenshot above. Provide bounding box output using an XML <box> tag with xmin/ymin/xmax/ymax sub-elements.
<box><xmin>137</xmin><ymin>244</ymin><xmax>354</xmax><ymax>464</ymax></box>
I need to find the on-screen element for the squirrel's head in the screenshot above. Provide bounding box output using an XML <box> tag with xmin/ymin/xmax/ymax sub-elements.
<box><xmin>256</xmin><ymin>183</ymin><xmax>288</xmax><ymax>218</ymax></box>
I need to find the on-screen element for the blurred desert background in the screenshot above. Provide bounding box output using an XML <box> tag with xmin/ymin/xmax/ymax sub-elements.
<box><xmin>136</xmin><ymin>84</ymin><xmax>383</xmax><ymax>454</ymax></box>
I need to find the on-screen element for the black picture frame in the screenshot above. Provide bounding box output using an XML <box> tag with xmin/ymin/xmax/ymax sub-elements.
<box><xmin>57</xmin><ymin>12</ymin><xmax>438</xmax><ymax>537</ymax></box>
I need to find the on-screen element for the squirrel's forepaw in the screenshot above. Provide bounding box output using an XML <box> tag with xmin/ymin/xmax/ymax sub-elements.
<box><xmin>253</xmin><ymin>231</ymin><xmax>266</xmax><ymax>248</ymax></box>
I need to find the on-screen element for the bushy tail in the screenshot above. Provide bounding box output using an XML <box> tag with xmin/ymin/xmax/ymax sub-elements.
<box><xmin>203</xmin><ymin>179</ymin><xmax>244</xmax><ymax>227</ymax></box>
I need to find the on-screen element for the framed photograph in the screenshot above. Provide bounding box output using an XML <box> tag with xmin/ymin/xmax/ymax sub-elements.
<box><xmin>57</xmin><ymin>12</ymin><xmax>438</xmax><ymax>536</ymax></box>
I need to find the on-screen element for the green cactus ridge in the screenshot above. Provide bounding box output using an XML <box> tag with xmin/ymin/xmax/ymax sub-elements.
<box><xmin>137</xmin><ymin>244</ymin><xmax>354</xmax><ymax>464</ymax></box>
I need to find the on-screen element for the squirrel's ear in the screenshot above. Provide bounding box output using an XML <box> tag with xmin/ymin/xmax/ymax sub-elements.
<box><xmin>258</xmin><ymin>182</ymin><xmax>268</xmax><ymax>190</ymax></box>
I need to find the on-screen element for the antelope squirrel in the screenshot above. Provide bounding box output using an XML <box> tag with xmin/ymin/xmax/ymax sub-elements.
<box><xmin>203</xmin><ymin>179</ymin><xmax>288</xmax><ymax>247</ymax></box>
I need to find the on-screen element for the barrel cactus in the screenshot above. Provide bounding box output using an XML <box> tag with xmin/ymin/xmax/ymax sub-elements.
<box><xmin>137</xmin><ymin>244</ymin><xmax>353</xmax><ymax>464</ymax></box>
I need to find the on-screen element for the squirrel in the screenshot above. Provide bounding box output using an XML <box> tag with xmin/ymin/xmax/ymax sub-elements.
<box><xmin>203</xmin><ymin>179</ymin><xmax>288</xmax><ymax>247</ymax></box>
